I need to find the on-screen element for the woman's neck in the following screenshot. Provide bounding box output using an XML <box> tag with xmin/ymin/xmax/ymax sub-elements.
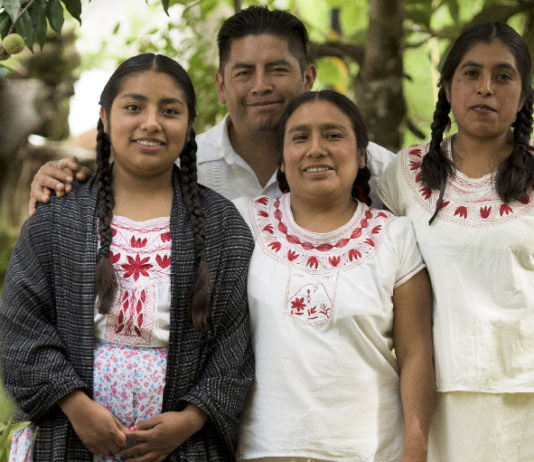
<box><xmin>451</xmin><ymin>131</ymin><xmax>513</xmax><ymax>178</ymax></box>
<box><xmin>289</xmin><ymin>194</ymin><xmax>358</xmax><ymax>233</ymax></box>
<box><xmin>112</xmin><ymin>170</ymin><xmax>174</xmax><ymax>221</ymax></box>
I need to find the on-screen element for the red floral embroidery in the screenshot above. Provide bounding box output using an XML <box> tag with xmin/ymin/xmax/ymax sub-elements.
<box><xmin>454</xmin><ymin>206</ymin><xmax>468</xmax><ymax>219</ymax></box>
<box><xmin>480</xmin><ymin>206</ymin><xmax>491</xmax><ymax>219</ymax></box>
<box><xmin>410</xmin><ymin>160</ymin><xmax>422</xmax><ymax>170</ymax></box>
<box><xmin>122</xmin><ymin>254</ymin><xmax>153</xmax><ymax>281</ymax></box>
<box><xmin>109</xmin><ymin>251</ymin><xmax>120</xmax><ymax>264</ymax></box>
<box><xmin>500</xmin><ymin>204</ymin><xmax>513</xmax><ymax>216</ymax></box>
<box><xmin>131</xmin><ymin>236</ymin><xmax>147</xmax><ymax>248</ymax></box>
<box><xmin>349</xmin><ymin>249</ymin><xmax>361</xmax><ymax>260</ymax></box>
<box><xmin>420</xmin><ymin>187</ymin><xmax>432</xmax><ymax>200</ymax></box>
<box><xmin>263</xmin><ymin>224</ymin><xmax>274</xmax><ymax>233</ymax></box>
<box><xmin>520</xmin><ymin>195</ymin><xmax>530</xmax><ymax>204</ymax></box>
<box><xmin>290</xmin><ymin>297</ymin><xmax>306</xmax><ymax>314</ymax></box>
<box><xmin>156</xmin><ymin>255</ymin><xmax>171</xmax><ymax>268</ymax></box>
<box><xmin>307</xmin><ymin>256</ymin><xmax>318</xmax><ymax>269</ymax></box>
<box><xmin>116</xmin><ymin>289</ymin><xmax>145</xmax><ymax>337</ymax></box>
<box><xmin>256</xmin><ymin>197</ymin><xmax>268</xmax><ymax>205</ymax></box>
<box><xmin>258</xmin><ymin>210</ymin><xmax>269</xmax><ymax>217</ymax></box>
<box><xmin>287</xmin><ymin>250</ymin><xmax>299</xmax><ymax>261</ymax></box>
<box><xmin>329</xmin><ymin>256</ymin><xmax>340</xmax><ymax>267</ymax></box>
<box><xmin>372</xmin><ymin>225</ymin><xmax>382</xmax><ymax>234</ymax></box>
<box><xmin>268</xmin><ymin>241</ymin><xmax>281</xmax><ymax>252</ymax></box>
<box><xmin>365</xmin><ymin>238</ymin><xmax>375</xmax><ymax>247</ymax></box>
<box><xmin>160</xmin><ymin>232</ymin><xmax>171</xmax><ymax>242</ymax></box>
<box><xmin>409</xmin><ymin>148</ymin><xmax>422</xmax><ymax>156</ymax></box>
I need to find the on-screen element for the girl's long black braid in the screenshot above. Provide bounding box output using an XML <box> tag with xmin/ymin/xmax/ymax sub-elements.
<box><xmin>496</xmin><ymin>90</ymin><xmax>534</xmax><ymax>202</ymax></box>
<box><xmin>94</xmin><ymin>118</ymin><xmax>118</xmax><ymax>314</ymax></box>
<box><xmin>178</xmin><ymin>128</ymin><xmax>212</xmax><ymax>334</ymax></box>
<box><xmin>421</xmin><ymin>86</ymin><xmax>455</xmax><ymax>224</ymax></box>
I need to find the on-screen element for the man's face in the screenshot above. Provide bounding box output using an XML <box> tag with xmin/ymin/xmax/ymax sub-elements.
<box><xmin>216</xmin><ymin>33</ymin><xmax>316</xmax><ymax>135</ymax></box>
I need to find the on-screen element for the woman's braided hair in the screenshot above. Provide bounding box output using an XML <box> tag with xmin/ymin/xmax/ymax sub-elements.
<box><xmin>276</xmin><ymin>90</ymin><xmax>372</xmax><ymax>205</ymax></box>
<box><xmin>94</xmin><ymin>53</ymin><xmax>212</xmax><ymax>333</ymax></box>
<box><xmin>422</xmin><ymin>22</ymin><xmax>534</xmax><ymax>210</ymax></box>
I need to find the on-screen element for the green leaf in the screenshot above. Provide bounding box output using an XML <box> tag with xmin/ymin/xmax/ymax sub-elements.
<box><xmin>0</xmin><ymin>12</ymin><xmax>11</xmax><ymax>39</ymax></box>
<box><xmin>61</xmin><ymin>0</ymin><xmax>82</xmax><ymax>23</ymax></box>
<box><xmin>29</xmin><ymin>0</ymin><xmax>47</xmax><ymax>49</ymax></box>
<box><xmin>46</xmin><ymin>0</ymin><xmax>64</xmax><ymax>34</ymax></box>
<box><xmin>15</xmin><ymin>10</ymin><xmax>34</xmax><ymax>51</ymax></box>
<box><xmin>0</xmin><ymin>418</ymin><xmax>11</xmax><ymax>447</ymax></box>
<box><xmin>162</xmin><ymin>0</ymin><xmax>169</xmax><ymax>15</ymax></box>
<box><xmin>2</xmin><ymin>0</ymin><xmax>20</xmax><ymax>23</ymax></box>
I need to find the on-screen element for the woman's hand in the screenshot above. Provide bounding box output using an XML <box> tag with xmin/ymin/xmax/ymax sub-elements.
<box><xmin>58</xmin><ymin>390</ymin><xmax>127</xmax><ymax>455</ymax></box>
<box><xmin>29</xmin><ymin>156</ymin><xmax>92</xmax><ymax>215</ymax></box>
<box><xmin>117</xmin><ymin>405</ymin><xmax>207</xmax><ymax>462</ymax></box>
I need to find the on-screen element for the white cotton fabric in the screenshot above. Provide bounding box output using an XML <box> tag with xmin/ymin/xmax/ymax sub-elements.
<box><xmin>233</xmin><ymin>194</ymin><xmax>425</xmax><ymax>461</ymax></box>
<box><xmin>194</xmin><ymin>114</ymin><xmax>394</xmax><ymax>207</ymax></box>
<box><xmin>378</xmin><ymin>137</ymin><xmax>534</xmax><ymax>393</ymax></box>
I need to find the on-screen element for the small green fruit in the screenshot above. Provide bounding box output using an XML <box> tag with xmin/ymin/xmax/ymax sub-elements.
<box><xmin>2</xmin><ymin>33</ymin><xmax>25</xmax><ymax>55</ymax></box>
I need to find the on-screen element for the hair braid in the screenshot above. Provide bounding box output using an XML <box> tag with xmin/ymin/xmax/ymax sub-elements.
<box><xmin>178</xmin><ymin>128</ymin><xmax>212</xmax><ymax>333</ymax></box>
<box><xmin>352</xmin><ymin>164</ymin><xmax>372</xmax><ymax>206</ymax></box>
<box><xmin>94</xmin><ymin>119</ymin><xmax>118</xmax><ymax>314</ymax></box>
<box><xmin>496</xmin><ymin>90</ymin><xmax>534</xmax><ymax>202</ymax></box>
<box><xmin>421</xmin><ymin>87</ymin><xmax>455</xmax><ymax>190</ymax></box>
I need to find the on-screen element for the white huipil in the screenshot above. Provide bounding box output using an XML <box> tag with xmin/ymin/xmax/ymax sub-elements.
<box><xmin>234</xmin><ymin>194</ymin><xmax>425</xmax><ymax>462</ymax></box>
<box><xmin>378</xmin><ymin>137</ymin><xmax>534</xmax><ymax>461</ymax></box>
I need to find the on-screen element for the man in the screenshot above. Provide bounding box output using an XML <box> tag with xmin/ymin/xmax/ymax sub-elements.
<box><xmin>29</xmin><ymin>6</ymin><xmax>394</xmax><ymax>212</ymax></box>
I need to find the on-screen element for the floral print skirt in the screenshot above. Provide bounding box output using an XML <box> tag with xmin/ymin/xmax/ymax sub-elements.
<box><xmin>9</xmin><ymin>342</ymin><xmax>167</xmax><ymax>462</ymax></box>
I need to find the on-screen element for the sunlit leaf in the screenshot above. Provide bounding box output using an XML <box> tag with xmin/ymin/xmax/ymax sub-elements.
<box><xmin>2</xmin><ymin>0</ymin><xmax>20</xmax><ymax>23</ymax></box>
<box><xmin>46</xmin><ymin>0</ymin><xmax>64</xmax><ymax>34</ymax></box>
<box><xmin>62</xmin><ymin>0</ymin><xmax>82</xmax><ymax>23</ymax></box>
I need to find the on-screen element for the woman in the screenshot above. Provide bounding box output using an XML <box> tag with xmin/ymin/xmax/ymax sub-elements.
<box><xmin>378</xmin><ymin>23</ymin><xmax>534</xmax><ymax>461</ymax></box>
<box><xmin>0</xmin><ymin>53</ymin><xmax>254</xmax><ymax>461</ymax></box>
<box><xmin>234</xmin><ymin>90</ymin><xmax>434</xmax><ymax>461</ymax></box>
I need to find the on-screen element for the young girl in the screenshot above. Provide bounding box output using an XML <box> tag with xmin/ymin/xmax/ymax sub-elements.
<box><xmin>234</xmin><ymin>91</ymin><xmax>434</xmax><ymax>462</ymax></box>
<box><xmin>0</xmin><ymin>53</ymin><xmax>254</xmax><ymax>461</ymax></box>
<box><xmin>378</xmin><ymin>23</ymin><xmax>534</xmax><ymax>461</ymax></box>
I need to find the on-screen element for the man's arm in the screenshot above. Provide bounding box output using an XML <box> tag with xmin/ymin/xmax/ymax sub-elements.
<box><xmin>29</xmin><ymin>156</ymin><xmax>92</xmax><ymax>215</ymax></box>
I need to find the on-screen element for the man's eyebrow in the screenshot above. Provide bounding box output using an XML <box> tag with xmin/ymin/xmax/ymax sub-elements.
<box><xmin>231</xmin><ymin>59</ymin><xmax>294</xmax><ymax>70</ymax></box>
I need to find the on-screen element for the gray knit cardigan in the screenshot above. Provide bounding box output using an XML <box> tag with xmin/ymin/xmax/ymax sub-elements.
<box><xmin>0</xmin><ymin>169</ymin><xmax>255</xmax><ymax>461</ymax></box>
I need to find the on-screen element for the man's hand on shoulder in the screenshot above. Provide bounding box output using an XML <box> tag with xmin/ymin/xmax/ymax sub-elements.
<box><xmin>29</xmin><ymin>156</ymin><xmax>92</xmax><ymax>215</ymax></box>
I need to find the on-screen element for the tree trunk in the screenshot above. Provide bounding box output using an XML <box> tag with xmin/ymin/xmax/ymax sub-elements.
<box><xmin>355</xmin><ymin>0</ymin><xmax>405</xmax><ymax>152</ymax></box>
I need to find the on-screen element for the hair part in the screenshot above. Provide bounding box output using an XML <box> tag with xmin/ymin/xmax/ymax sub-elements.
<box><xmin>95</xmin><ymin>53</ymin><xmax>212</xmax><ymax>333</ymax></box>
<box><xmin>217</xmin><ymin>6</ymin><xmax>310</xmax><ymax>74</ymax></box>
<box><xmin>421</xmin><ymin>22</ymin><xmax>534</xmax><ymax>208</ymax></box>
<box><xmin>275</xmin><ymin>90</ymin><xmax>372</xmax><ymax>205</ymax></box>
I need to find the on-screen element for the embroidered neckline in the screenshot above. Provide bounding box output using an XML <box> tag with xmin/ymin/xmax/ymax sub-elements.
<box><xmin>251</xmin><ymin>194</ymin><xmax>392</xmax><ymax>271</ymax></box>
<box><xmin>403</xmin><ymin>137</ymin><xmax>534</xmax><ymax>226</ymax></box>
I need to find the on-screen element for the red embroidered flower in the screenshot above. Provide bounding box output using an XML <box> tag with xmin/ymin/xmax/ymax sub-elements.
<box><xmin>255</xmin><ymin>197</ymin><xmax>268</xmax><ymax>205</ymax></box>
<box><xmin>156</xmin><ymin>254</ymin><xmax>171</xmax><ymax>268</ymax></box>
<box><xmin>307</xmin><ymin>256</ymin><xmax>318</xmax><ymax>269</ymax></box>
<box><xmin>286</xmin><ymin>234</ymin><xmax>301</xmax><ymax>245</ymax></box>
<box><xmin>122</xmin><ymin>254</ymin><xmax>153</xmax><ymax>281</ymax></box>
<box><xmin>268</xmin><ymin>241</ymin><xmax>281</xmax><ymax>252</ymax></box>
<box><xmin>454</xmin><ymin>206</ymin><xmax>468</xmax><ymax>219</ymax></box>
<box><xmin>291</xmin><ymin>297</ymin><xmax>306</xmax><ymax>313</ymax></box>
<box><xmin>439</xmin><ymin>200</ymin><xmax>450</xmax><ymax>210</ymax></box>
<box><xmin>420</xmin><ymin>187</ymin><xmax>432</xmax><ymax>200</ymax></box>
<box><xmin>131</xmin><ymin>236</ymin><xmax>147</xmax><ymax>248</ymax></box>
<box><xmin>372</xmin><ymin>225</ymin><xmax>382</xmax><ymax>234</ymax></box>
<box><xmin>258</xmin><ymin>210</ymin><xmax>269</xmax><ymax>217</ymax></box>
<box><xmin>263</xmin><ymin>224</ymin><xmax>274</xmax><ymax>234</ymax></box>
<box><xmin>335</xmin><ymin>238</ymin><xmax>349</xmax><ymax>248</ymax></box>
<box><xmin>480</xmin><ymin>206</ymin><xmax>491</xmax><ymax>219</ymax></box>
<box><xmin>376</xmin><ymin>212</ymin><xmax>388</xmax><ymax>219</ymax></box>
<box><xmin>410</xmin><ymin>160</ymin><xmax>422</xmax><ymax>170</ymax></box>
<box><xmin>278</xmin><ymin>222</ymin><xmax>288</xmax><ymax>233</ymax></box>
<box><xmin>160</xmin><ymin>232</ymin><xmax>171</xmax><ymax>242</ymax></box>
<box><xmin>409</xmin><ymin>148</ymin><xmax>422</xmax><ymax>156</ymax></box>
<box><xmin>500</xmin><ymin>204</ymin><xmax>513</xmax><ymax>216</ymax></box>
<box><xmin>349</xmin><ymin>248</ymin><xmax>361</xmax><ymax>261</ymax></box>
<box><xmin>287</xmin><ymin>250</ymin><xmax>299</xmax><ymax>261</ymax></box>
<box><xmin>109</xmin><ymin>251</ymin><xmax>121</xmax><ymax>264</ymax></box>
<box><xmin>520</xmin><ymin>195</ymin><xmax>530</xmax><ymax>205</ymax></box>
<box><xmin>365</xmin><ymin>238</ymin><xmax>375</xmax><ymax>247</ymax></box>
<box><xmin>111</xmin><ymin>227</ymin><xmax>117</xmax><ymax>237</ymax></box>
<box><xmin>350</xmin><ymin>228</ymin><xmax>362</xmax><ymax>239</ymax></box>
<box><xmin>329</xmin><ymin>256</ymin><xmax>341</xmax><ymax>267</ymax></box>
<box><xmin>316</xmin><ymin>243</ymin><xmax>333</xmax><ymax>252</ymax></box>
<box><xmin>415</xmin><ymin>171</ymin><xmax>423</xmax><ymax>183</ymax></box>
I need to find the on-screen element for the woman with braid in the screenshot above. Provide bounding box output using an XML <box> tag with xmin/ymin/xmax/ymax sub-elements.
<box><xmin>378</xmin><ymin>23</ymin><xmax>534</xmax><ymax>461</ymax></box>
<box><xmin>0</xmin><ymin>53</ymin><xmax>254</xmax><ymax>461</ymax></box>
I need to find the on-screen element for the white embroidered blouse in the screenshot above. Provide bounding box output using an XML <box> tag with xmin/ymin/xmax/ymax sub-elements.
<box><xmin>378</xmin><ymin>136</ymin><xmax>534</xmax><ymax>393</ymax></box>
<box><xmin>234</xmin><ymin>194</ymin><xmax>425</xmax><ymax>461</ymax></box>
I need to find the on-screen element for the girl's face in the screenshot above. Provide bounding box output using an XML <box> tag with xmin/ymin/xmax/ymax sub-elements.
<box><xmin>281</xmin><ymin>99</ymin><xmax>365</xmax><ymax>205</ymax></box>
<box><xmin>445</xmin><ymin>39</ymin><xmax>525</xmax><ymax>142</ymax></box>
<box><xmin>100</xmin><ymin>70</ymin><xmax>190</xmax><ymax>180</ymax></box>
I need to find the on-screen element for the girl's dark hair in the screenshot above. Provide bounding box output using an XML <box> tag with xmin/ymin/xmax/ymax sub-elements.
<box><xmin>422</xmin><ymin>22</ymin><xmax>534</xmax><ymax>219</ymax></box>
<box><xmin>276</xmin><ymin>90</ymin><xmax>372</xmax><ymax>205</ymax></box>
<box><xmin>95</xmin><ymin>53</ymin><xmax>211</xmax><ymax>333</ymax></box>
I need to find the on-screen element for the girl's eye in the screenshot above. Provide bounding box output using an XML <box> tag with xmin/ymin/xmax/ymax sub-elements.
<box><xmin>162</xmin><ymin>107</ymin><xmax>179</xmax><ymax>115</ymax></box>
<box><xmin>291</xmin><ymin>134</ymin><xmax>307</xmax><ymax>142</ymax></box>
<box><xmin>464</xmin><ymin>70</ymin><xmax>478</xmax><ymax>78</ymax></box>
<box><xmin>125</xmin><ymin>104</ymin><xmax>140</xmax><ymax>112</ymax></box>
<box><xmin>496</xmin><ymin>73</ymin><xmax>512</xmax><ymax>81</ymax></box>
